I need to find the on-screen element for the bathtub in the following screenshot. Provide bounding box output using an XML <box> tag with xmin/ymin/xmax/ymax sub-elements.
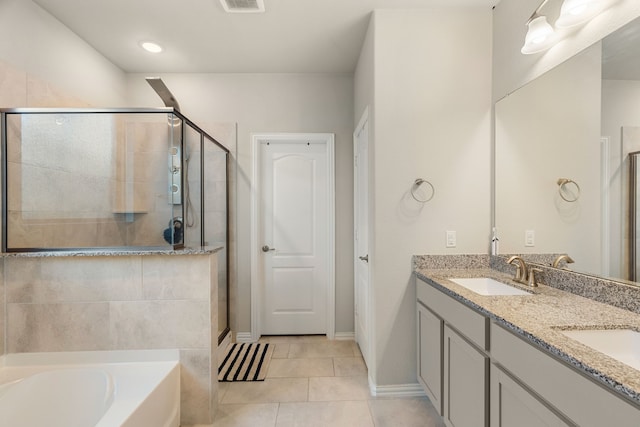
<box><xmin>0</xmin><ymin>349</ymin><xmax>180</xmax><ymax>427</ymax></box>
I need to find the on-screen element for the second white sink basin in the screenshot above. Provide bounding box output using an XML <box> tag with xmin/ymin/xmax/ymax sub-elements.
<box><xmin>449</xmin><ymin>277</ymin><xmax>531</xmax><ymax>296</ymax></box>
<box><xmin>560</xmin><ymin>329</ymin><xmax>640</xmax><ymax>371</ymax></box>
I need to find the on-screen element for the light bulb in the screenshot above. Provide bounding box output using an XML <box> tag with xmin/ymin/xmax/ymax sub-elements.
<box><xmin>140</xmin><ymin>41</ymin><xmax>163</xmax><ymax>53</ymax></box>
<box><xmin>521</xmin><ymin>15</ymin><xmax>556</xmax><ymax>54</ymax></box>
<box><xmin>556</xmin><ymin>0</ymin><xmax>608</xmax><ymax>28</ymax></box>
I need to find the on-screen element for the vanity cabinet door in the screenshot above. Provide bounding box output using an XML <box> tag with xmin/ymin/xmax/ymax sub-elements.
<box><xmin>444</xmin><ymin>325</ymin><xmax>488</xmax><ymax>427</ymax></box>
<box><xmin>417</xmin><ymin>302</ymin><xmax>443</xmax><ymax>415</ymax></box>
<box><xmin>491</xmin><ymin>365</ymin><xmax>571</xmax><ymax>427</ymax></box>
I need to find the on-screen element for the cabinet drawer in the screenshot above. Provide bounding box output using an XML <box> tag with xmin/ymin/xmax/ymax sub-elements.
<box><xmin>417</xmin><ymin>278</ymin><xmax>488</xmax><ymax>350</ymax></box>
<box><xmin>491</xmin><ymin>364</ymin><xmax>570</xmax><ymax>427</ymax></box>
<box><xmin>491</xmin><ymin>322</ymin><xmax>640</xmax><ymax>427</ymax></box>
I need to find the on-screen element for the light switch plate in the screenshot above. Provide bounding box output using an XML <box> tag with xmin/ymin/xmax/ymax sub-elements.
<box><xmin>525</xmin><ymin>230</ymin><xmax>535</xmax><ymax>247</ymax></box>
<box><xmin>446</xmin><ymin>230</ymin><xmax>456</xmax><ymax>248</ymax></box>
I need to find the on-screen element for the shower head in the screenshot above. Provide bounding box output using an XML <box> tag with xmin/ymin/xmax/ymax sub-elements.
<box><xmin>145</xmin><ymin>77</ymin><xmax>181</xmax><ymax>112</ymax></box>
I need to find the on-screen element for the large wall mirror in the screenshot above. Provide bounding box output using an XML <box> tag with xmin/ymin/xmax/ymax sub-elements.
<box><xmin>495</xmin><ymin>16</ymin><xmax>640</xmax><ymax>285</ymax></box>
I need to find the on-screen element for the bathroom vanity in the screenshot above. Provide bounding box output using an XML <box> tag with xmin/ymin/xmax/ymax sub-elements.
<box><xmin>415</xmin><ymin>258</ymin><xmax>640</xmax><ymax>427</ymax></box>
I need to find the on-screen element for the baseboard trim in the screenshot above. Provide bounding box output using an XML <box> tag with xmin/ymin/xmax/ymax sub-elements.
<box><xmin>334</xmin><ymin>332</ymin><xmax>355</xmax><ymax>340</ymax></box>
<box><xmin>369</xmin><ymin>381</ymin><xmax>427</xmax><ymax>398</ymax></box>
<box><xmin>235</xmin><ymin>332</ymin><xmax>255</xmax><ymax>343</ymax></box>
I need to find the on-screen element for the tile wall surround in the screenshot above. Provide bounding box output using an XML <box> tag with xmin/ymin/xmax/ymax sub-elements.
<box><xmin>413</xmin><ymin>254</ymin><xmax>640</xmax><ymax>315</ymax></box>
<box><xmin>0</xmin><ymin>250</ymin><xmax>220</xmax><ymax>425</ymax></box>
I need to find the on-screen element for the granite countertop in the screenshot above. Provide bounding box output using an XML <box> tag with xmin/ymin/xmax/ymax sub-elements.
<box><xmin>0</xmin><ymin>246</ymin><xmax>223</xmax><ymax>258</ymax></box>
<box><xmin>415</xmin><ymin>267</ymin><xmax>640</xmax><ymax>405</ymax></box>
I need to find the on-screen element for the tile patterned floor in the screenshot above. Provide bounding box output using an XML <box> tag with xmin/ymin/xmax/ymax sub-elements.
<box><xmin>192</xmin><ymin>335</ymin><xmax>446</xmax><ymax>427</ymax></box>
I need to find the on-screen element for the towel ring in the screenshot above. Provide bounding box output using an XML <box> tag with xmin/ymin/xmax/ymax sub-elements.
<box><xmin>557</xmin><ymin>178</ymin><xmax>580</xmax><ymax>202</ymax></box>
<box><xmin>411</xmin><ymin>178</ymin><xmax>435</xmax><ymax>203</ymax></box>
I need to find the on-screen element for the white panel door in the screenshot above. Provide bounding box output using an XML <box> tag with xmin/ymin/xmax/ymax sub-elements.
<box><xmin>260</xmin><ymin>140</ymin><xmax>328</xmax><ymax>334</ymax></box>
<box><xmin>354</xmin><ymin>115</ymin><xmax>370</xmax><ymax>366</ymax></box>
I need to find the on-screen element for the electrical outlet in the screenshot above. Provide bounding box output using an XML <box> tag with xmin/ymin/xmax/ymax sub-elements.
<box><xmin>525</xmin><ymin>230</ymin><xmax>535</xmax><ymax>247</ymax></box>
<box><xmin>446</xmin><ymin>230</ymin><xmax>456</xmax><ymax>248</ymax></box>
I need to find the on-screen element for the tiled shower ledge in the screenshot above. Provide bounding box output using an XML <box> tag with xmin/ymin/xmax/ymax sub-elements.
<box><xmin>414</xmin><ymin>254</ymin><xmax>640</xmax><ymax>406</ymax></box>
<box><xmin>0</xmin><ymin>246</ymin><xmax>222</xmax><ymax>258</ymax></box>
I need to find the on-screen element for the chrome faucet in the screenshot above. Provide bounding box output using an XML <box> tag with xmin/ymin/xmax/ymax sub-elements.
<box><xmin>507</xmin><ymin>255</ymin><xmax>528</xmax><ymax>284</ymax></box>
<box><xmin>552</xmin><ymin>254</ymin><xmax>574</xmax><ymax>269</ymax></box>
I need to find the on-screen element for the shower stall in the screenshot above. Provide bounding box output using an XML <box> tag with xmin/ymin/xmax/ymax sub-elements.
<box><xmin>0</xmin><ymin>107</ymin><xmax>231</xmax><ymax>342</ymax></box>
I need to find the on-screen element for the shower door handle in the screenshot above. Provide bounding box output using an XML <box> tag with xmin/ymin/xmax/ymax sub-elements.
<box><xmin>262</xmin><ymin>245</ymin><xmax>276</xmax><ymax>253</ymax></box>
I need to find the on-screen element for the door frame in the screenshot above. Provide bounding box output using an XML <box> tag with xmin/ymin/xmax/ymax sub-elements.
<box><xmin>353</xmin><ymin>107</ymin><xmax>371</xmax><ymax>366</ymax></box>
<box><xmin>250</xmin><ymin>132</ymin><xmax>335</xmax><ymax>341</ymax></box>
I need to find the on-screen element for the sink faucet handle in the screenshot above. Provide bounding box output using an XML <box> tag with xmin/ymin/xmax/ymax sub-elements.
<box><xmin>527</xmin><ymin>267</ymin><xmax>542</xmax><ymax>287</ymax></box>
<box><xmin>552</xmin><ymin>254</ymin><xmax>574</xmax><ymax>269</ymax></box>
<box><xmin>507</xmin><ymin>255</ymin><xmax>528</xmax><ymax>284</ymax></box>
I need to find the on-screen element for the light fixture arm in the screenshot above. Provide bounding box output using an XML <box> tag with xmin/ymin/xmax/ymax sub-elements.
<box><xmin>526</xmin><ymin>0</ymin><xmax>552</xmax><ymax>24</ymax></box>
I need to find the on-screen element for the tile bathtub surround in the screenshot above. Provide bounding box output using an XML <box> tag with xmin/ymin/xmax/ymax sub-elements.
<box><xmin>1</xmin><ymin>251</ymin><xmax>219</xmax><ymax>425</ymax></box>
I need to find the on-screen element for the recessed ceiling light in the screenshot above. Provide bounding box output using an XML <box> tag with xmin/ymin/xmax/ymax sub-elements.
<box><xmin>219</xmin><ymin>0</ymin><xmax>265</xmax><ymax>13</ymax></box>
<box><xmin>140</xmin><ymin>41</ymin><xmax>163</xmax><ymax>53</ymax></box>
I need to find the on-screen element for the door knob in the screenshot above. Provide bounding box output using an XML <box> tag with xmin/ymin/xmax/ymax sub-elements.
<box><xmin>262</xmin><ymin>245</ymin><xmax>276</xmax><ymax>252</ymax></box>
<box><xmin>359</xmin><ymin>255</ymin><xmax>369</xmax><ymax>262</ymax></box>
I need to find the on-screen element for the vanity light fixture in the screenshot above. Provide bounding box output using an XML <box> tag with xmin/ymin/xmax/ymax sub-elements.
<box><xmin>140</xmin><ymin>41</ymin><xmax>163</xmax><ymax>54</ymax></box>
<box><xmin>522</xmin><ymin>12</ymin><xmax>556</xmax><ymax>54</ymax></box>
<box><xmin>522</xmin><ymin>0</ymin><xmax>618</xmax><ymax>54</ymax></box>
<box><xmin>556</xmin><ymin>0</ymin><xmax>617</xmax><ymax>27</ymax></box>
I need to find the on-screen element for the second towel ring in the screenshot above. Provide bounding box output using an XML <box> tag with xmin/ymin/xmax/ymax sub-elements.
<box><xmin>411</xmin><ymin>178</ymin><xmax>435</xmax><ymax>203</ymax></box>
<box><xmin>557</xmin><ymin>178</ymin><xmax>581</xmax><ymax>202</ymax></box>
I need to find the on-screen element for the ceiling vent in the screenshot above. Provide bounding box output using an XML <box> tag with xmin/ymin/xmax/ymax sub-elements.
<box><xmin>219</xmin><ymin>0</ymin><xmax>265</xmax><ymax>13</ymax></box>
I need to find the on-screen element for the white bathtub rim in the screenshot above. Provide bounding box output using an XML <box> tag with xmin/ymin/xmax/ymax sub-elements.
<box><xmin>0</xmin><ymin>350</ymin><xmax>180</xmax><ymax>427</ymax></box>
<box><xmin>0</xmin><ymin>368</ymin><xmax>116</xmax><ymax>427</ymax></box>
<box><xmin>0</xmin><ymin>348</ymin><xmax>179</xmax><ymax>367</ymax></box>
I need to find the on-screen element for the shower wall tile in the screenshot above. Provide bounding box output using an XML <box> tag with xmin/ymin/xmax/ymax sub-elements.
<box><xmin>109</xmin><ymin>299</ymin><xmax>210</xmax><ymax>349</ymax></box>
<box><xmin>6</xmin><ymin>162</ymin><xmax>22</xmax><ymax>211</ymax></box>
<box><xmin>142</xmin><ymin>255</ymin><xmax>211</xmax><ymax>300</ymax></box>
<box><xmin>129</xmin><ymin>212</ymin><xmax>170</xmax><ymax>247</ymax></box>
<box><xmin>95</xmin><ymin>219</ymin><xmax>129</xmax><ymax>247</ymax></box>
<box><xmin>5</xmin><ymin>256</ymin><xmax>143</xmax><ymax>303</ymax></box>
<box><xmin>7</xmin><ymin>301</ymin><xmax>111</xmax><ymax>353</ymax></box>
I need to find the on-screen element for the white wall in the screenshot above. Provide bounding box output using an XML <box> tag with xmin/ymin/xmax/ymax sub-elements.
<box><xmin>493</xmin><ymin>0</ymin><xmax>640</xmax><ymax>102</ymax></box>
<box><xmin>355</xmin><ymin>8</ymin><xmax>492</xmax><ymax>388</ymax></box>
<box><xmin>0</xmin><ymin>0</ymin><xmax>127</xmax><ymax>107</ymax></box>
<box><xmin>126</xmin><ymin>73</ymin><xmax>355</xmax><ymax>335</ymax></box>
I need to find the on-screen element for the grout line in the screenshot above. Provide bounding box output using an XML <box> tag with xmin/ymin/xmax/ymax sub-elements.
<box><xmin>273</xmin><ymin>402</ymin><xmax>281</xmax><ymax>427</ymax></box>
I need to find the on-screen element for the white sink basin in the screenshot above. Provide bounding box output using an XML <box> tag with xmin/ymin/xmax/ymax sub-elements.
<box><xmin>560</xmin><ymin>329</ymin><xmax>640</xmax><ymax>371</ymax></box>
<box><xmin>449</xmin><ymin>277</ymin><xmax>530</xmax><ymax>296</ymax></box>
